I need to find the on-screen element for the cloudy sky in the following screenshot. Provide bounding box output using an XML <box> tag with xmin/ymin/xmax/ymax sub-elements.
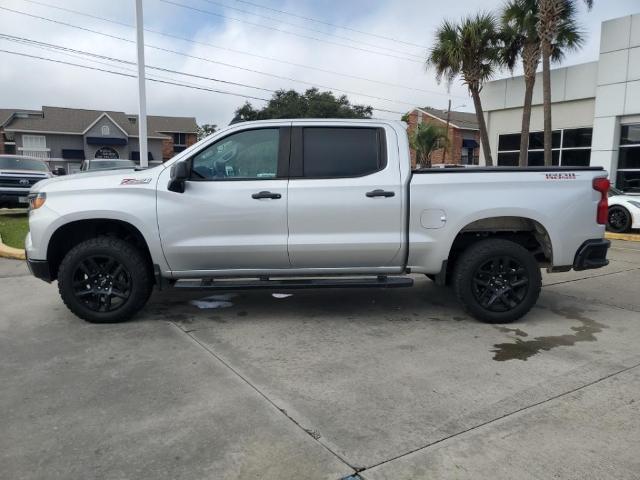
<box><xmin>0</xmin><ymin>0</ymin><xmax>638</xmax><ymax>126</ymax></box>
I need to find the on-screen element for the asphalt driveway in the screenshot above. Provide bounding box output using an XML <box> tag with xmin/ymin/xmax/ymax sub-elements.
<box><xmin>1</xmin><ymin>240</ymin><xmax>639</xmax><ymax>479</ymax></box>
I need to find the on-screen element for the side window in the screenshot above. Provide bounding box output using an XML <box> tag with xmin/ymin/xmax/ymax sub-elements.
<box><xmin>302</xmin><ymin>127</ymin><xmax>385</xmax><ymax>178</ymax></box>
<box><xmin>191</xmin><ymin>128</ymin><xmax>280</xmax><ymax>180</ymax></box>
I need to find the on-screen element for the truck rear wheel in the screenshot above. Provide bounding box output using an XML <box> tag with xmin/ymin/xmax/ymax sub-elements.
<box><xmin>453</xmin><ymin>238</ymin><xmax>541</xmax><ymax>323</ymax></box>
<box><xmin>58</xmin><ymin>237</ymin><xmax>153</xmax><ymax>323</ymax></box>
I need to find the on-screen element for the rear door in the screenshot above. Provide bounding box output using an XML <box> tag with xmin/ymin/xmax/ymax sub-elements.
<box><xmin>287</xmin><ymin>123</ymin><xmax>403</xmax><ymax>269</ymax></box>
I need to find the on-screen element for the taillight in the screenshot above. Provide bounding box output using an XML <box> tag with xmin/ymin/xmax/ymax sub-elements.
<box><xmin>593</xmin><ymin>177</ymin><xmax>610</xmax><ymax>225</ymax></box>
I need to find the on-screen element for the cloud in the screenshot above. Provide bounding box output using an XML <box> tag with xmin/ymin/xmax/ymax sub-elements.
<box><xmin>0</xmin><ymin>0</ymin><xmax>635</xmax><ymax>126</ymax></box>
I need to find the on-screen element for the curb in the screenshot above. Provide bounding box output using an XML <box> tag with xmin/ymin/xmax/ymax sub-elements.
<box><xmin>605</xmin><ymin>232</ymin><xmax>640</xmax><ymax>243</ymax></box>
<box><xmin>0</xmin><ymin>234</ymin><xmax>25</xmax><ymax>260</ymax></box>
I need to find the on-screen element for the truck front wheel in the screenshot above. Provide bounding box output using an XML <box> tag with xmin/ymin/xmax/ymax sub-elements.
<box><xmin>453</xmin><ymin>239</ymin><xmax>541</xmax><ymax>323</ymax></box>
<box><xmin>57</xmin><ymin>237</ymin><xmax>153</xmax><ymax>323</ymax></box>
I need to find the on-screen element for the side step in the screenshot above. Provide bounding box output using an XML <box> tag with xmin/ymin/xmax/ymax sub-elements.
<box><xmin>174</xmin><ymin>276</ymin><xmax>414</xmax><ymax>291</ymax></box>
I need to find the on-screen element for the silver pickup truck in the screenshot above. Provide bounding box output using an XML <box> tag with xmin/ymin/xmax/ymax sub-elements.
<box><xmin>25</xmin><ymin>119</ymin><xmax>611</xmax><ymax>324</ymax></box>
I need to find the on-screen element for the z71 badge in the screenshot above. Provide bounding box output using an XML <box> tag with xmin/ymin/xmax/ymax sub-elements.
<box><xmin>120</xmin><ymin>178</ymin><xmax>152</xmax><ymax>185</ymax></box>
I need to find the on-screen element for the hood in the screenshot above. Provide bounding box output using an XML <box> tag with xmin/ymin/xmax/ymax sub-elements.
<box><xmin>30</xmin><ymin>166</ymin><xmax>162</xmax><ymax>193</ymax></box>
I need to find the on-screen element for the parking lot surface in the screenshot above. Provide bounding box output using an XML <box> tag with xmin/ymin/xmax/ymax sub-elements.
<box><xmin>1</xmin><ymin>240</ymin><xmax>639</xmax><ymax>480</ymax></box>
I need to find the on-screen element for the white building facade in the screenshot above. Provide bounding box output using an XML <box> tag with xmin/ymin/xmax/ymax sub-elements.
<box><xmin>481</xmin><ymin>14</ymin><xmax>640</xmax><ymax>192</ymax></box>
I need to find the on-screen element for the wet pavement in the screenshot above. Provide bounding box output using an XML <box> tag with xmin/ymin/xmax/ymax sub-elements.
<box><xmin>1</xmin><ymin>240</ymin><xmax>639</xmax><ymax>479</ymax></box>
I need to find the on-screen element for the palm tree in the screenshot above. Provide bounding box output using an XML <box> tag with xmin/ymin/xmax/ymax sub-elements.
<box><xmin>501</xmin><ymin>0</ymin><xmax>584</xmax><ymax>166</ymax></box>
<box><xmin>428</xmin><ymin>13</ymin><xmax>502</xmax><ymax>166</ymax></box>
<box><xmin>537</xmin><ymin>0</ymin><xmax>593</xmax><ymax>165</ymax></box>
<box><xmin>410</xmin><ymin>123</ymin><xmax>449</xmax><ymax>168</ymax></box>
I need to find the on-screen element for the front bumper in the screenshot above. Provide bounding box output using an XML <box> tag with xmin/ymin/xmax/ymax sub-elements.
<box><xmin>573</xmin><ymin>239</ymin><xmax>610</xmax><ymax>271</ymax></box>
<box><xmin>25</xmin><ymin>252</ymin><xmax>52</xmax><ymax>282</ymax></box>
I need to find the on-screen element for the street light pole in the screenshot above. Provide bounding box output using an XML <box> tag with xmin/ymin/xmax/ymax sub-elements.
<box><xmin>134</xmin><ymin>0</ymin><xmax>148</xmax><ymax>168</ymax></box>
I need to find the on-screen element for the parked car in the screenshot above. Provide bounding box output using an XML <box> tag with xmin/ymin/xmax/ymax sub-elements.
<box><xmin>80</xmin><ymin>159</ymin><xmax>137</xmax><ymax>172</ymax></box>
<box><xmin>0</xmin><ymin>155</ymin><xmax>52</xmax><ymax>208</ymax></box>
<box><xmin>25</xmin><ymin>119</ymin><xmax>611</xmax><ymax>324</ymax></box>
<box><xmin>607</xmin><ymin>187</ymin><xmax>640</xmax><ymax>233</ymax></box>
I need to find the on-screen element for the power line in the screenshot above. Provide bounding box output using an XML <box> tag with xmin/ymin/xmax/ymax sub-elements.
<box><xmin>0</xmin><ymin>46</ymin><xmax>406</xmax><ymax>115</ymax></box>
<box><xmin>198</xmin><ymin>0</ymin><xmax>424</xmax><ymax>58</ymax></box>
<box><xmin>235</xmin><ymin>0</ymin><xmax>429</xmax><ymax>49</ymax></box>
<box><xmin>19</xmin><ymin>0</ymin><xmax>452</xmax><ymax>97</ymax></box>
<box><xmin>0</xmin><ymin>6</ymin><xmax>426</xmax><ymax>108</ymax></box>
<box><xmin>160</xmin><ymin>0</ymin><xmax>423</xmax><ymax>63</ymax></box>
<box><xmin>0</xmin><ymin>33</ymin><xmax>273</xmax><ymax>93</ymax></box>
<box><xmin>0</xmin><ymin>48</ymin><xmax>272</xmax><ymax>102</ymax></box>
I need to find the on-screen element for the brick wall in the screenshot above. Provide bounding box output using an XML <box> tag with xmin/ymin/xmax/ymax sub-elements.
<box><xmin>186</xmin><ymin>133</ymin><xmax>197</xmax><ymax>147</ymax></box>
<box><xmin>162</xmin><ymin>138</ymin><xmax>173</xmax><ymax>161</ymax></box>
<box><xmin>405</xmin><ymin>109</ymin><xmax>480</xmax><ymax>167</ymax></box>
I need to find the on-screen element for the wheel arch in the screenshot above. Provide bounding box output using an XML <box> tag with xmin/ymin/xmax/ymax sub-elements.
<box><xmin>46</xmin><ymin>218</ymin><xmax>154</xmax><ymax>281</ymax></box>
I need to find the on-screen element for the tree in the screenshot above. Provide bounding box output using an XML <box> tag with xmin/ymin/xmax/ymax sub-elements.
<box><xmin>230</xmin><ymin>88</ymin><xmax>373</xmax><ymax>123</ymax></box>
<box><xmin>197</xmin><ymin>123</ymin><xmax>218</xmax><ymax>141</ymax></box>
<box><xmin>410</xmin><ymin>123</ymin><xmax>450</xmax><ymax>168</ymax></box>
<box><xmin>428</xmin><ymin>13</ymin><xmax>502</xmax><ymax>166</ymax></box>
<box><xmin>501</xmin><ymin>0</ymin><xmax>584</xmax><ymax>166</ymax></box>
<box><xmin>537</xmin><ymin>0</ymin><xmax>592</xmax><ymax>165</ymax></box>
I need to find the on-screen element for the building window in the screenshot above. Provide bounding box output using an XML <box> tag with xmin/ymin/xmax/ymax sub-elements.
<box><xmin>173</xmin><ymin>132</ymin><xmax>187</xmax><ymax>153</ymax></box>
<box><xmin>497</xmin><ymin>128</ymin><xmax>592</xmax><ymax>167</ymax></box>
<box><xmin>19</xmin><ymin>134</ymin><xmax>49</xmax><ymax>159</ymax></box>
<box><xmin>617</xmin><ymin>124</ymin><xmax>640</xmax><ymax>193</ymax></box>
<box><xmin>101</xmin><ymin>125</ymin><xmax>110</xmax><ymax>136</ymax></box>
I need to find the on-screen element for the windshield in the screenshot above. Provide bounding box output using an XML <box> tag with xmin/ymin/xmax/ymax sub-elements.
<box><xmin>0</xmin><ymin>155</ymin><xmax>49</xmax><ymax>172</ymax></box>
<box><xmin>86</xmin><ymin>160</ymin><xmax>136</xmax><ymax>171</ymax></box>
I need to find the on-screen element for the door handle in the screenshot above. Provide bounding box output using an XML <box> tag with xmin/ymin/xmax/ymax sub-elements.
<box><xmin>251</xmin><ymin>191</ymin><xmax>282</xmax><ymax>199</ymax></box>
<box><xmin>366</xmin><ymin>189</ymin><xmax>395</xmax><ymax>198</ymax></box>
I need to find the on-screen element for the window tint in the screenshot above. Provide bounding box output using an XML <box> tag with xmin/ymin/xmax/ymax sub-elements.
<box><xmin>620</xmin><ymin>125</ymin><xmax>640</xmax><ymax>145</ymax></box>
<box><xmin>527</xmin><ymin>150</ymin><xmax>560</xmax><ymax>166</ymax></box>
<box><xmin>561</xmin><ymin>149</ymin><xmax>590</xmax><ymax>167</ymax></box>
<box><xmin>528</xmin><ymin>130</ymin><xmax>561</xmax><ymax>149</ymax></box>
<box><xmin>191</xmin><ymin>128</ymin><xmax>279</xmax><ymax>180</ymax></box>
<box><xmin>302</xmin><ymin>127</ymin><xmax>383</xmax><ymax>178</ymax></box>
<box><xmin>497</xmin><ymin>134</ymin><xmax>521</xmax><ymax>151</ymax></box>
<box><xmin>562</xmin><ymin>128</ymin><xmax>592</xmax><ymax>148</ymax></box>
<box><xmin>618</xmin><ymin>147</ymin><xmax>640</xmax><ymax>170</ymax></box>
<box><xmin>497</xmin><ymin>152</ymin><xmax>519</xmax><ymax>166</ymax></box>
<box><xmin>616</xmin><ymin>170</ymin><xmax>640</xmax><ymax>193</ymax></box>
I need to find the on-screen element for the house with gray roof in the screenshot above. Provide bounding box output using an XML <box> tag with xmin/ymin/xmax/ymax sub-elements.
<box><xmin>1</xmin><ymin>106</ymin><xmax>198</xmax><ymax>173</ymax></box>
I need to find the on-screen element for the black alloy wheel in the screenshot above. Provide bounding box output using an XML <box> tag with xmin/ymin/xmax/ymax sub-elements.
<box><xmin>72</xmin><ymin>255</ymin><xmax>131</xmax><ymax>313</ymax></box>
<box><xmin>607</xmin><ymin>206</ymin><xmax>631</xmax><ymax>233</ymax></box>
<box><xmin>471</xmin><ymin>256</ymin><xmax>529</xmax><ymax>313</ymax></box>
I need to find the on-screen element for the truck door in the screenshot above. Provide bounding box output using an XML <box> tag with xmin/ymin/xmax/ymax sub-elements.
<box><xmin>156</xmin><ymin>126</ymin><xmax>291</xmax><ymax>273</ymax></box>
<box><xmin>287</xmin><ymin>125</ymin><xmax>403</xmax><ymax>269</ymax></box>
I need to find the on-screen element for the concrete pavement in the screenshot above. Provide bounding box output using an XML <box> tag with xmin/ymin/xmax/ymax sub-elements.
<box><xmin>1</xmin><ymin>240</ymin><xmax>639</xmax><ymax>479</ymax></box>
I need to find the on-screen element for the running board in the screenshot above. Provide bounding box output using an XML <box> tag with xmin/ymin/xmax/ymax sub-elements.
<box><xmin>174</xmin><ymin>276</ymin><xmax>414</xmax><ymax>291</ymax></box>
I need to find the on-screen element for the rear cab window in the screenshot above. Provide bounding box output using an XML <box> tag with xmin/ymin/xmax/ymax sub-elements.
<box><xmin>291</xmin><ymin>127</ymin><xmax>387</xmax><ymax>178</ymax></box>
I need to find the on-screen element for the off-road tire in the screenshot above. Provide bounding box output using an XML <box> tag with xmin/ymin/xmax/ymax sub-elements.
<box><xmin>453</xmin><ymin>238</ymin><xmax>541</xmax><ymax>324</ymax></box>
<box><xmin>58</xmin><ymin>237</ymin><xmax>153</xmax><ymax>323</ymax></box>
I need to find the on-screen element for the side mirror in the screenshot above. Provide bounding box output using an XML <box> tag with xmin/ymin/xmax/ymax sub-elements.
<box><xmin>168</xmin><ymin>161</ymin><xmax>189</xmax><ymax>193</ymax></box>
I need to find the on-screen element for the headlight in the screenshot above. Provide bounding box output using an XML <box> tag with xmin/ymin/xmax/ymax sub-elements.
<box><xmin>28</xmin><ymin>192</ymin><xmax>46</xmax><ymax>210</ymax></box>
<box><xmin>629</xmin><ymin>200</ymin><xmax>640</xmax><ymax>209</ymax></box>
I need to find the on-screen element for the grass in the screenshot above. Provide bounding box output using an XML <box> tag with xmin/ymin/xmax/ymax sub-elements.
<box><xmin>0</xmin><ymin>211</ymin><xmax>29</xmax><ymax>249</ymax></box>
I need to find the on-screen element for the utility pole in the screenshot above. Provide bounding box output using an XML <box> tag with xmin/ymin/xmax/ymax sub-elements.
<box><xmin>443</xmin><ymin>98</ymin><xmax>451</xmax><ymax>164</ymax></box>
<box><xmin>134</xmin><ymin>0</ymin><xmax>148</xmax><ymax>168</ymax></box>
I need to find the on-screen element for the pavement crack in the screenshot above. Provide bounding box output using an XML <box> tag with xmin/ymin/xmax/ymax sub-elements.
<box><xmin>359</xmin><ymin>360</ymin><xmax>640</xmax><ymax>473</ymax></box>
<box><xmin>167</xmin><ymin>321</ymin><xmax>356</xmax><ymax>471</ymax></box>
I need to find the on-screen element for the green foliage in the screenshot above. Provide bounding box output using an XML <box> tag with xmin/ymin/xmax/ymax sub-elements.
<box><xmin>410</xmin><ymin>123</ymin><xmax>449</xmax><ymax>168</ymax></box>
<box><xmin>231</xmin><ymin>88</ymin><xmax>373</xmax><ymax>123</ymax></box>
<box><xmin>197</xmin><ymin>123</ymin><xmax>218</xmax><ymax>141</ymax></box>
<box><xmin>427</xmin><ymin>12</ymin><xmax>502</xmax><ymax>91</ymax></box>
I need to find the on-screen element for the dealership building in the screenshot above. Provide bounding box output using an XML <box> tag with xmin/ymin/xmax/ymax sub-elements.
<box><xmin>481</xmin><ymin>13</ymin><xmax>640</xmax><ymax>192</ymax></box>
